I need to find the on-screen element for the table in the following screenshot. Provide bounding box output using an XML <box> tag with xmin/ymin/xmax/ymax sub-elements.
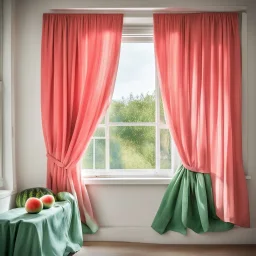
<box><xmin>0</xmin><ymin>192</ymin><xmax>83</xmax><ymax>256</ymax></box>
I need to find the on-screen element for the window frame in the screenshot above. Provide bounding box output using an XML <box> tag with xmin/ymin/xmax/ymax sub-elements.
<box><xmin>0</xmin><ymin>81</ymin><xmax>2</xmax><ymax>187</ymax></box>
<box><xmin>82</xmin><ymin>13</ymin><xmax>250</xmax><ymax>181</ymax></box>
<box><xmin>82</xmin><ymin>27</ymin><xmax>176</xmax><ymax>178</ymax></box>
<box><xmin>0</xmin><ymin>0</ymin><xmax>3</xmax><ymax>187</ymax></box>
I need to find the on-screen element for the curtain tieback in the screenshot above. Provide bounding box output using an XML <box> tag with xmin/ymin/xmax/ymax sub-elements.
<box><xmin>47</xmin><ymin>154</ymin><xmax>67</xmax><ymax>169</ymax></box>
<box><xmin>182</xmin><ymin>163</ymin><xmax>199</xmax><ymax>172</ymax></box>
<box><xmin>182</xmin><ymin>163</ymin><xmax>209</xmax><ymax>174</ymax></box>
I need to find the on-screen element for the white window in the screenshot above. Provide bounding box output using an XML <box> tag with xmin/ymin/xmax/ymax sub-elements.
<box><xmin>82</xmin><ymin>25</ymin><xmax>180</xmax><ymax>177</ymax></box>
<box><xmin>0</xmin><ymin>81</ymin><xmax>2</xmax><ymax>187</ymax></box>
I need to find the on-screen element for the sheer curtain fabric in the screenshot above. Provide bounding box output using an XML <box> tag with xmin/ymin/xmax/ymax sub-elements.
<box><xmin>153</xmin><ymin>13</ymin><xmax>249</xmax><ymax>232</ymax></box>
<box><xmin>41</xmin><ymin>13</ymin><xmax>123</xmax><ymax>233</ymax></box>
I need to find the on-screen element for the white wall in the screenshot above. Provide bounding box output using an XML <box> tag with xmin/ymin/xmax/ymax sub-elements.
<box><xmin>13</xmin><ymin>0</ymin><xmax>256</xmax><ymax>244</ymax></box>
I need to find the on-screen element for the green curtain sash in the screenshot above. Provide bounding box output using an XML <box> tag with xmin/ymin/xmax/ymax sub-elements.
<box><xmin>151</xmin><ymin>165</ymin><xmax>234</xmax><ymax>235</ymax></box>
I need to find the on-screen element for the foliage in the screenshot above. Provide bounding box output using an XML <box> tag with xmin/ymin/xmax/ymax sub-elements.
<box><xmin>109</xmin><ymin>92</ymin><xmax>155</xmax><ymax>169</ymax></box>
<box><xmin>83</xmin><ymin>91</ymin><xmax>171</xmax><ymax>170</ymax></box>
<box><xmin>109</xmin><ymin>92</ymin><xmax>155</xmax><ymax>122</ymax></box>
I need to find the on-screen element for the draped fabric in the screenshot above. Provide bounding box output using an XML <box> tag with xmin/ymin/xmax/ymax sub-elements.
<box><xmin>153</xmin><ymin>13</ymin><xmax>249</xmax><ymax>230</ymax></box>
<box><xmin>41</xmin><ymin>14</ymin><xmax>123</xmax><ymax>233</ymax></box>
<box><xmin>0</xmin><ymin>192</ymin><xmax>83</xmax><ymax>256</ymax></box>
<box><xmin>152</xmin><ymin>166</ymin><xmax>234</xmax><ymax>235</ymax></box>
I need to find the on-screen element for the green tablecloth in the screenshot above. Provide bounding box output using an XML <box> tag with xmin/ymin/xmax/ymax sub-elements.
<box><xmin>0</xmin><ymin>192</ymin><xmax>83</xmax><ymax>256</ymax></box>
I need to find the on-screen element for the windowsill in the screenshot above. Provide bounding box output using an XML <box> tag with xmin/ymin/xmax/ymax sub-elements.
<box><xmin>83</xmin><ymin>175</ymin><xmax>251</xmax><ymax>185</ymax></box>
<box><xmin>0</xmin><ymin>190</ymin><xmax>16</xmax><ymax>199</ymax></box>
<box><xmin>83</xmin><ymin>177</ymin><xmax>172</xmax><ymax>185</ymax></box>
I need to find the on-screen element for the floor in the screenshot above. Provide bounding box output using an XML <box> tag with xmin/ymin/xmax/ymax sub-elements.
<box><xmin>74</xmin><ymin>242</ymin><xmax>256</xmax><ymax>256</ymax></box>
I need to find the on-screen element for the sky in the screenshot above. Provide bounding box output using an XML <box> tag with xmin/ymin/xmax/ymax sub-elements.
<box><xmin>112</xmin><ymin>42</ymin><xmax>156</xmax><ymax>101</ymax></box>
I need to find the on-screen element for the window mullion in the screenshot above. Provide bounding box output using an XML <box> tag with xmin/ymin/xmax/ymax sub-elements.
<box><xmin>106</xmin><ymin>109</ymin><xmax>110</xmax><ymax>172</ymax></box>
<box><xmin>93</xmin><ymin>139</ymin><xmax>95</xmax><ymax>170</ymax></box>
<box><xmin>155</xmin><ymin>69</ymin><xmax>160</xmax><ymax>175</ymax></box>
<box><xmin>108</xmin><ymin>122</ymin><xmax>155</xmax><ymax>126</ymax></box>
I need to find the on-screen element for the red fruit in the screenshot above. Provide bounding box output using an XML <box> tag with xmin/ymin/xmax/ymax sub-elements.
<box><xmin>25</xmin><ymin>197</ymin><xmax>43</xmax><ymax>214</ymax></box>
<box><xmin>40</xmin><ymin>195</ymin><xmax>55</xmax><ymax>209</ymax></box>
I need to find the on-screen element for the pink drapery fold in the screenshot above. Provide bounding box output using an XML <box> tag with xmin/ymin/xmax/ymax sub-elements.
<box><xmin>154</xmin><ymin>13</ymin><xmax>250</xmax><ymax>227</ymax></box>
<box><xmin>41</xmin><ymin>13</ymin><xmax>123</xmax><ymax>232</ymax></box>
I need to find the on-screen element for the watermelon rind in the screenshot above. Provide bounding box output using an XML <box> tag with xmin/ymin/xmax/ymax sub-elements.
<box><xmin>16</xmin><ymin>187</ymin><xmax>56</xmax><ymax>208</ymax></box>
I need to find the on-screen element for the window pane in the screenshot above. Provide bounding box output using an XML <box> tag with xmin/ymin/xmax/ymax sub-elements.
<box><xmin>95</xmin><ymin>139</ymin><xmax>105</xmax><ymax>169</ymax></box>
<box><xmin>100</xmin><ymin>117</ymin><xmax>105</xmax><ymax>124</ymax></box>
<box><xmin>93</xmin><ymin>127</ymin><xmax>105</xmax><ymax>137</ymax></box>
<box><xmin>82</xmin><ymin>141</ymin><xmax>93</xmax><ymax>169</ymax></box>
<box><xmin>160</xmin><ymin>129</ymin><xmax>171</xmax><ymax>169</ymax></box>
<box><xmin>160</xmin><ymin>92</ymin><xmax>166</xmax><ymax>124</ymax></box>
<box><xmin>109</xmin><ymin>43</ymin><xmax>155</xmax><ymax>122</ymax></box>
<box><xmin>110</xmin><ymin>126</ymin><xmax>155</xmax><ymax>169</ymax></box>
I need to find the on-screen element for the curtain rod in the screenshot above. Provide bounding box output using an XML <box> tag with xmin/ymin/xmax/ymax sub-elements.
<box><xmin>50</xmin><ymin>7</ymin><xmax>247</xmax><ymax>14</ymax></box>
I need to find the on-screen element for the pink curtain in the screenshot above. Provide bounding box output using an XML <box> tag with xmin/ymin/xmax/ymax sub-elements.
<box><xmin>41</xmin><ymin>14</ymin><xmax>123</xmax><ymax>232</ymax></box>
<box><xmin>154</xmin><ymin>13</ymin><xmax>250</xmax><ymax>227</ymax></box>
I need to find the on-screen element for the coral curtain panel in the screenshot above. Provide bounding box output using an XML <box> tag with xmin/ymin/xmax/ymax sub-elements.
<box><xmin>41</xmin><ymin>14</ymin><xmax>123</xmax><ymax>233</ymax></box>
<box><xmin>152</xmin><ymin>13</ymin><xmax>249</xmax><ymax>234</ymax></box>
